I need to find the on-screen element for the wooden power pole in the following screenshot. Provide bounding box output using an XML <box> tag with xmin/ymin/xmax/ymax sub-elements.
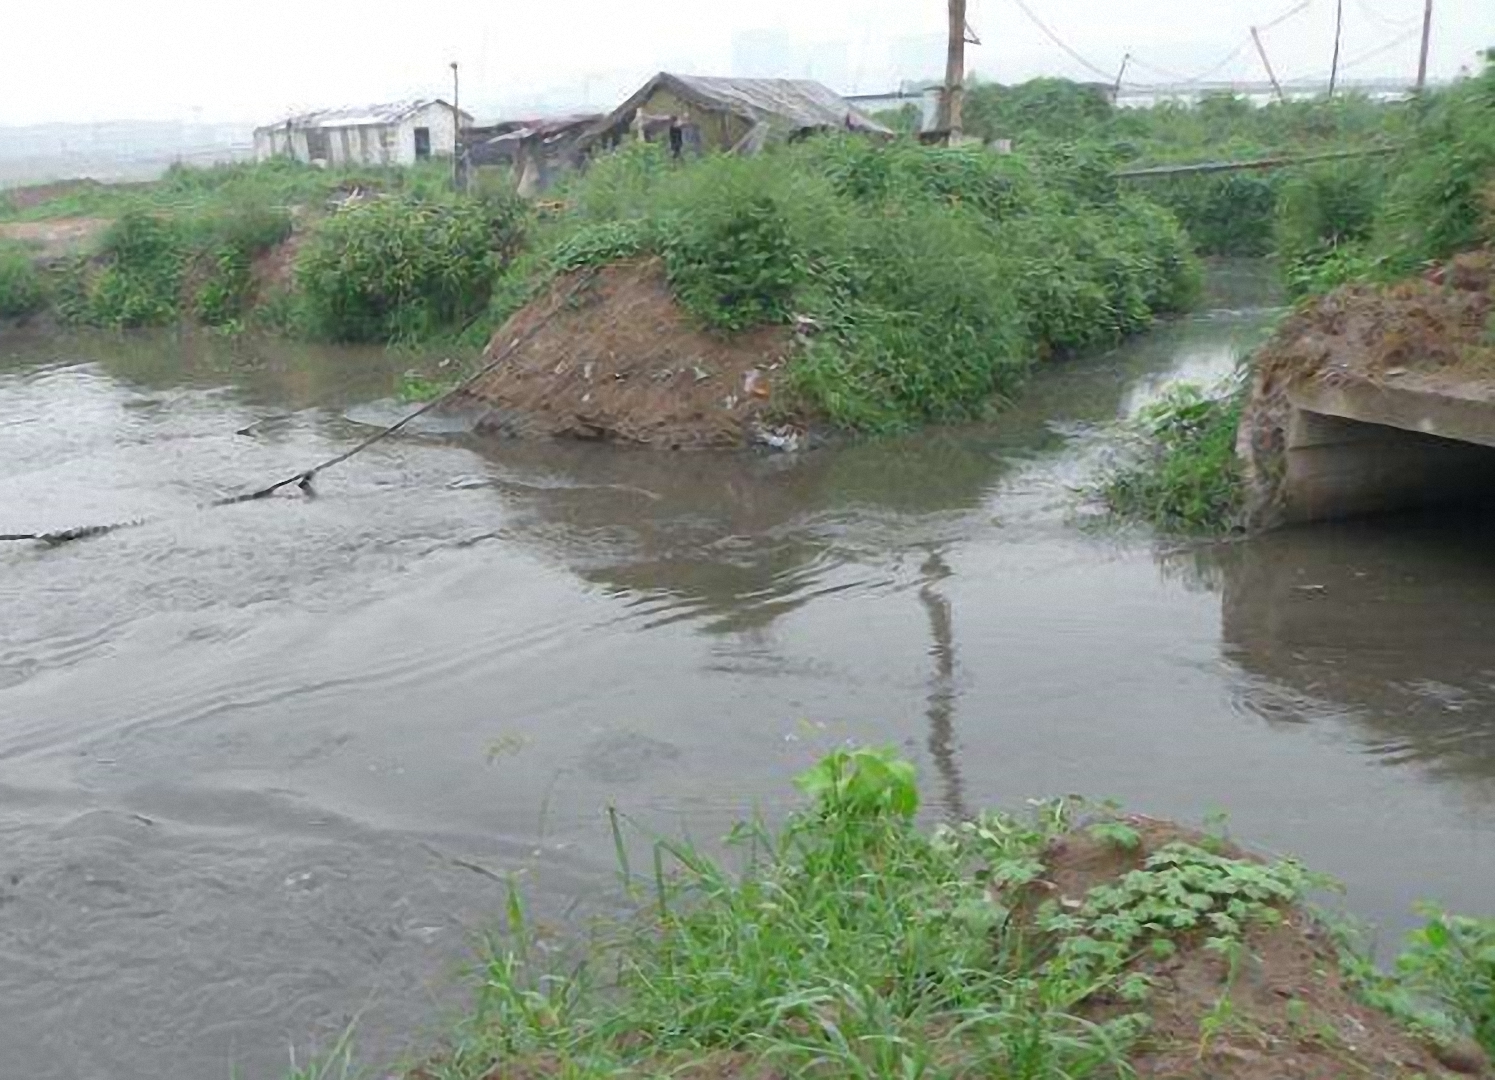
<box><xmin>451</xmin><ymin>61</ymin><xmax>462</xmax><ymax>192</ymax></box>
<box><xmin>938</xmin><ymin>0</ymin><xmax>969</xmax><ymax>139</ymax></box>
<box><xmin>1415</xmin><ymin>0</ymin><xmax>1434</xmax><ymax>90</ymax></box>
<box><xmin>1328</xmin><ymin>0</ymin><xmax>1344</xmax><ymax>98</ymax></box>
<box><xmin>1250</xmin><ymin>26</ymin><xmax>1287</xmax><ymax>104</ymax></box>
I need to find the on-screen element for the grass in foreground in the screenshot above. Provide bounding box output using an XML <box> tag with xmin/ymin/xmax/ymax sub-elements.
<box><xmin>411</xmin><ymin>749</ymin><xmax>1321</xmax><ymax>1080</ymax></box>
<box><xmin>280</xmin><ymin>746</ymin><xmax>1495</xmax><ymax>1079</ymax></box>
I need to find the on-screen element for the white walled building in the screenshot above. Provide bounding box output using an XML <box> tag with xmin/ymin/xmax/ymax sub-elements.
<box><xmin>253</xmin><ymin>100</ymin><xmax>471</xmax><ymax>167</ymax></box>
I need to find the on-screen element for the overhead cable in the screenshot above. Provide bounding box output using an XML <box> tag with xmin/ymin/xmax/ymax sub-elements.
<box><xmin>1006</xmin><ymin>0</ymin><xmax>1119</xmax><ymax>82</ymax></box>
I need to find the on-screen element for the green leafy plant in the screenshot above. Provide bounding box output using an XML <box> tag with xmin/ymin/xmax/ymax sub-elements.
<box><xmin>1394</xmin><ymin>905</ymin><xmax>1495</xmax><ymax>1056</ymax></box>
<box><xmin>1100</xmin><ymin>380</ymin><xmax>1247</xmax><ymax>534</ymax></box>
<box><xmin>794</xmin><ymin>744</ymin><xmax>920</xmax><ymax>821</ymax></box>
<box><xmin>1040</xmin><ymin>841</ymin><xmax>1318</xmax><ymax>983</ymax></box>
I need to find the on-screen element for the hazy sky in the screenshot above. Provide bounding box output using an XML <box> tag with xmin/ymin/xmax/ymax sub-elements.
<box><xmin>3</xmin><ymin>0</ymin><xmax>1491</xmax><ymax>125</ymax></box>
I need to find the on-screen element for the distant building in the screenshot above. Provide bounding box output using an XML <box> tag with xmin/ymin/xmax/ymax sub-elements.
<box><xmin>844</xmin><ymin>82</ymin><xmax>943</xmax><ymax>133</ymax></box>
<box><xmin>253</xmin><ymin>100</ymin><xmax>472</xmax><ymax>167</ymax></box>
<box><xmin>579</xmin><ymin>73</ymin><xmax>892</xmax><ymax>158</ymax></box>
<box><xmin>463</xmin><ymin>113</ymin><xmax>601</xmax><ymax>196</ymax></box>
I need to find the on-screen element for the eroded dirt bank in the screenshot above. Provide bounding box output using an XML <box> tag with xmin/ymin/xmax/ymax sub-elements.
<box><xmin>457</xmin><ymin>259</ymin><xmax>802</xmax><ymax>449</ymax></box>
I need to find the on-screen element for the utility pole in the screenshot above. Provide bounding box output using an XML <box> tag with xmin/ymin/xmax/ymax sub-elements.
<box><xmin>1114</xmin><ymin>53</ymin><xmax>1132</xmax><ymax>100</ymax></box>
<box><xmin>450</xmin><ymin>61</ymin><xmax>462</xmax><ymax>192</ymax></box>
<box><xmin>1415</xmin><ymin>0</ymin><xmax>1434</xmax><ymax>91</ymax></box>
<box><xmin>937</xmin><ymin>0</ymin><xmax>968</xmax><ymax>140</ymax></box>
<box><xmin>1328</xmin><ymin>0</ymin><xmax>1344</xmax><ymax>97</ymax></box>
<box><xmin>1250</xmin><ymin>27</ymin><xmax>1287</xmax><ymax>104</ymax></box>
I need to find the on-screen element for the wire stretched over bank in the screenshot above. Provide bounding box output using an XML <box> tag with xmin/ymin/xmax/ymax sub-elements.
<box><xmin>2</xmin><ymin>268</ymin><xmax>602</xmax><ymax>547</ymax></box>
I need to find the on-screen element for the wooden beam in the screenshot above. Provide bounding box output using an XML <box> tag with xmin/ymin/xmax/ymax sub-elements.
<box><xmin>1114</xmin><ymin>144</ymin><xmax>1398</xmax><ymax>179</ymax></box>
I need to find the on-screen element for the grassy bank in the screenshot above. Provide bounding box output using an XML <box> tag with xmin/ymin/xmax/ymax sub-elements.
<box><xmin>474</xmin><ymin>137</ymin><xmax>1199</xmax><ymax>432</ymax></box>
<box><xmin>292</xmin><ymin>746</ymin><xmax>1493</xmax><ymax>1080</ymax></box>
<box><xmin>2</xmin><ymin>137</ymin><xmax>1198</xmax><ymax>434</ymax></box>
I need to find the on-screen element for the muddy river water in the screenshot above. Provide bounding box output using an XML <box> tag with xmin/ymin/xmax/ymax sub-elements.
<box><xmin>3</xmin><ymin>262</ymin><xmax>1494</xmax><ymax>1079</ymax></box>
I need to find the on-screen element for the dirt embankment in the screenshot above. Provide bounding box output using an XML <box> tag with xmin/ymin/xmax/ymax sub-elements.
<box><xmin>457</xmin><ymin>259</ymin><xmax>803</xmax><ymax>450</ymax></box>
<box><xmin>0</xmin><ymin>217</ymin><xmax>112</xmax><ymax>261</ymax></box>
<box><xmin>1046</xmin><ymin>819</ymin><xmax>1480</xmax><ymax>1080</ymax></box>
<box><xmin>1238</xmin><ymin>249</ymin><xmax>1495</xmax><ymax>528</ymax></box>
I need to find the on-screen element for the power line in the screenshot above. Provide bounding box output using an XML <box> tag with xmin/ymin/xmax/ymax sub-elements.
<box><xmin>1259</xmin><ymin>0</ymin><xmax>1316</xmax><ymax>33</ymax></box>
<box><xmin>1033</xmin><ymin>0</ymin><xmax>1308</xmax><ymax>90</ymax></box>
<box><xmin>1336</xmin><ymin>25</ymin><xmax>1421</xmax><ymax>73</ymax></box>
<box><xmin>1127</xmin><ymin>40</ymin><xmax>1252</xmax><ymax>85</ymax></box>
<box><xmin>1354</xmin><ymin>0</ymin><xmax>1418</xmax><ymax>28</ymax></box>
<box><xmin>1005</xmin><ymin>0</ymin><xmax>1119</xmax><ymax>81</ymax></box>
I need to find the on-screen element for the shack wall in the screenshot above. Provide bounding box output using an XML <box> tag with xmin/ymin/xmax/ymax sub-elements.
<box><xmin>637</xmin><ymin>87</ymin><xmax>752</xmax><ymax>151</ymax></box>
<box><xmin>395</xmin><ymin>103</ymin><xmax>460</xmax><ymax>164</ymax></box>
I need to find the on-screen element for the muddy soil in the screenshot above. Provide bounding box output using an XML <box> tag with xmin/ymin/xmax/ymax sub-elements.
<box><xmin>458</xmin><ymin>259</ymin><xmax>799</xmax><ymax>449</ymax></box>
<box><xmin>0</xmin><ymin>217</ymin><xmax>112</xmax><ymax>260</ymax></box>
<box><xmin>1045</xmin><ymin>820</ymin><xmax>1480</xmax><ymax>1080</ymax></box>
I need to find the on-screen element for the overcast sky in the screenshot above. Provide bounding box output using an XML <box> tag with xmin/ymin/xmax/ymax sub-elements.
<box><xmin>2</xmin><ymin>0</ymin><xmax>1491</xmax><ymax>126</ymax></box>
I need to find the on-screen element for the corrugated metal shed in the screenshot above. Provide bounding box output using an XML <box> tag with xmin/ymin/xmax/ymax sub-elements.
<box><xmin>582</xmin><ymin>74</ymin><xmax>892</xmax><ymax>153</ymax></box>
<box><xmin>267</xmin><ymin>99</ymin><xmax>472</xmax><ymax>130</ymax></box>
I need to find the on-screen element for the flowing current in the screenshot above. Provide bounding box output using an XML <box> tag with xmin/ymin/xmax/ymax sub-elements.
<box><xmin>2</xmin><ymin>262</ymin><xmax>1493</xmax><ymax>1079</ymax></box>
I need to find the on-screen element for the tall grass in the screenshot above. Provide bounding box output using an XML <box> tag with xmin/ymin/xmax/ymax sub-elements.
<box><xmin>426</xmin><ymin>749</ymin><xmax>1143</xmax><ymax>1080</ymax></box>
<box><xmin>413</xmin><ymin>746</ymin><xmax>1335</xmax><ymax>1080</ymax></box>
<box><xmin>0</xmin><ymin>240</ymin><xmax>45</xmax><ymax>319</ymax></box>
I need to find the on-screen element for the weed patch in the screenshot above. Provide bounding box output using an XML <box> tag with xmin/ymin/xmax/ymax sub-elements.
<box><xmin>0</xmin><ymin>240</ymin><xmax>45</xmax><ymax>319</ymax></box>
<box><xmin>295</xmin><ymin>194</ymin><xmax>521</xmax><ymax>344</ymax></box>
<box><xmin>1099</xmin><ymin>381</ymin><xmax>1246</xmax><ymax>534</ymax></box>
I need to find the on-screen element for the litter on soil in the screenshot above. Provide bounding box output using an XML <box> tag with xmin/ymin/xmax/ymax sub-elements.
<box><xmin>456</xmin><ymin>259</ymin><xmax>803</xmax><ymax>450</ymax></box>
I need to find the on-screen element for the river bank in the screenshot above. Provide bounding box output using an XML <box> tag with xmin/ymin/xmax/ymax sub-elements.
<box><xmin>402</xmin><ymin>750</ymin><xmax>1487</xmax><ymax>1080</ymax></box>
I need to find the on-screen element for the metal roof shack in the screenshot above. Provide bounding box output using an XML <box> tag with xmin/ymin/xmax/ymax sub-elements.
<box><xmin>464</xmin><ymin>113</ymin><xmax>603</xmax><ymax>195</ymax></box>
<box><xmin>581</xmin><ymin>74</ymin><xmax>893</xmax><ymax>157</ymax></box>
<box><xmin>253</xmin><ymin>99</ymin><xmax>474</xmax><ymax>167</ymax></box>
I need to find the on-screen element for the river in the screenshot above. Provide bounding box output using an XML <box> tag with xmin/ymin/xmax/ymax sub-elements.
<box><xmin>2</xmin><ymin>262</ymin><xmax>1493</xmax><ymax>1079</ymax></box>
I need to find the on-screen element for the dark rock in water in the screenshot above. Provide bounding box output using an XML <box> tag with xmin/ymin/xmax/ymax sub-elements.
<box><xmin>580</xmin><ymin>730</ymin><xmax>682</xmax><ymax>784</ymax></box>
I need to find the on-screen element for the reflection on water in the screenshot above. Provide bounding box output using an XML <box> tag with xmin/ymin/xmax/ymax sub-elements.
<box><xmin>918</xmin><ymin>549</ymin><xmax>969</xmax><ymax>823</ymax></box>
<box><xmin>1211</xmin><ymin>509</ymin><xmax>1495</xmax><ymax>782</ymax></box>
<box><xmin>3</xmin><ymin>262</ymin><xmax>1495</xmax><ymax>1080</ymax></box>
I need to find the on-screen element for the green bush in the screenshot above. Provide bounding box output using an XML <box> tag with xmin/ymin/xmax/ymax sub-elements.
<box><xmin>187</xmin><ymin>204</ymin><xmax>294</xmax><ymax>326</ymax></box>
<box><xmin>296</xmin><ymin>195</ymin><xmax>506</xmax><ymax>343</ymax></box>
<box><xmin>0</xmin><ymin>241</ymin><xmax>45</xmax><ymax>318</ymax></box>
<box><xmin>664</xmin><ymin>193</ymin><xmax>800</xmax><ymax>332</ymax></box>
<box><xmin>1146</xmin><ymin>172</ymin><xmax>1281</xmax><ymax>257</ymax></box>
<box><xmin>1372</xmin><ymin>56</ymin><xmax>1495</xmax><ymax>271</ymax></box>
<box><xmin>1275</xmin><ymin>161</ymin><xmax>1387</xmax><ymax>294</ymax></box>
<box><xmin>1394</xmin><ymin>906</ymin><xmax>1495</xmax><ymax>1057</ymax></box>
<box><xmin>964</xmin><ymin>77</ymin><xmax>1115</xmax><ymax>142</ymax></box>
<box><xmin>1100</xmin><ymin>381</ymin><xmax>1246</xmax><ymax>533</ymax></box>
<box><xmin>87</xmin><ymin>211</ymin><xmax>189</xmax><ymax>327</ymax></box>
